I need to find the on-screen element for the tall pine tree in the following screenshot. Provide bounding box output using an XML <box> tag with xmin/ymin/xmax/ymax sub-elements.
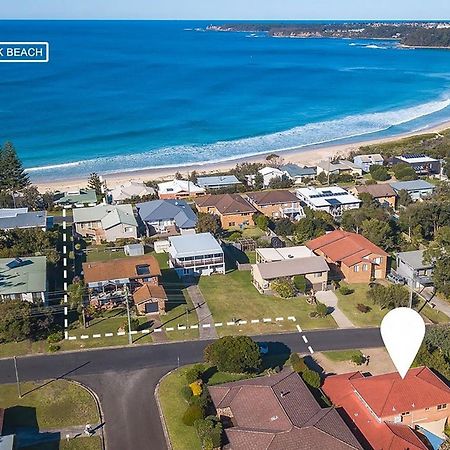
<box><xmin>1</xmin><ymin>141</ymin><xmax>30</xmax><ymax>191</ymax></box>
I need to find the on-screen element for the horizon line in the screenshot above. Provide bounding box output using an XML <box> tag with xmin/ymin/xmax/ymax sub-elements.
<box><xmin>1</xmin><ymin>18</ymin><xmax>450</xmax><ymax>21</ymax></box>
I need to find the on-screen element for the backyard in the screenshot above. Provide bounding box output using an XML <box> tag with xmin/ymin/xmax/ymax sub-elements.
<box><xmin>198</xmin><ymin>270</ymin><xmax>337</xmax><ymax>335</ymax></box>
<box><xmin>0</xmin><ymin>379</ymin><xmax>101</xmax><ymax>449</ymax></box>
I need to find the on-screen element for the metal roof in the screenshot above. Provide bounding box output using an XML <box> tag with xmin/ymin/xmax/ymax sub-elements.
<box><xmin>255</xmin><ymin>256</ymin><xmax>329</xmax><ymax>279</ymax></box>
<box><xmin>168</xmin><ymin>232</ymin><xmax>223</xmax><ymax>257</ymax></box>
<box><xmin>72</xmin><ymin>204</ymin><xmax>137</xmax><ymax>229</ymax></box>
<box><xmin>197</xmin><ymin>175</ymin><xmax>241</xmax><ymax>187</ymax></box>
<box><xmin>0</xmin><ymin>209</ymin><xmax>47</xmax><ymax>230</ymax></box>
<box><xmin>397</xmin><ymin>250</ymin><xmax>433</xmax><ymax>270</ymax></box>
<box><xmin>137</xmin><ymin>199</ymin><xmax>197</xmax><ymax>229</ymax></box>
<box><xmin>281</xmin><ymin>164</ymin><xmax>317</xmax><ymax>177</ymax></box>
<box><xmin>389</xmin><ymin>180</ymin><xmax>435</xmax><ymax>192</ymax></box>
<box><xmin>256</xmin><ymin>246</ymin><xmax>313</xmax><ymax>262</ymax></box>
<box><xmin>54</xmin><ymin>189</ymin><xmax>97</xmax><ymax>205</ymax></box>
<box><xmin>0</xmin><ymin>256</ymin><xmax>47</xmax><ymax>295</ymax></box>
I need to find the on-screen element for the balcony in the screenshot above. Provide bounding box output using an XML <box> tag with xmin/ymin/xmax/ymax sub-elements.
<box><xmin>170</xmin><ymin>256</ymin><xmax>224</xmax><ymax>268</ymax></box>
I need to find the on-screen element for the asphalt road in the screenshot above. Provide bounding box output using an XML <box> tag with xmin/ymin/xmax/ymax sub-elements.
<box><xmin>0</xmin><ymin>327</ymin><xmax>383</xmax><ymax>450</ymax></box>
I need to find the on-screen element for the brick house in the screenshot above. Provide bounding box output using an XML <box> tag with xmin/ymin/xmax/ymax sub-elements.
<box><xmin>209</xmin><ymin>369</ymin><xmax>363</xmax><ymax>450</ymax></box>
<box><xmin>323</xmin><ymin>367</ymin><xmax>450</xmax><ymax>450</ymax></box>
<box><xmin>353</xmin><ymin>184</ymin><xmax>397</xmax><ymax>209</ymax></box>
<box><xmin>245</xmin><ymin>190</ymin><xmax>305</xmax><ymax>220</ymax></box>
<box><xmin>306</xmin><ymin>230</ymin><xmax>388</xmax><ymax>283</ymax></box>
<box><xmin>195</xmin><ymin>193</ymin><xmax>257</xmax><ymax>229</ymax></box>
<box><xmin>82</xmin><ymin>255</ymin><xmax>166</xmax><ymax>314</ymax></box>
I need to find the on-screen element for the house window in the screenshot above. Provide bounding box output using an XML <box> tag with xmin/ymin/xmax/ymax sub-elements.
<box><xmin>314</xmin><ymin>272</ymin><xmax>323</xmax><ymax>278</ymax></box>
<box><xmin>354</xmin><ymin>265</ymin><xmax>360</xmax><ymax>272</ymax></box>
<box><xmin>124</xmin><ymin>227</ymin><xmax>134</xmax><ymax>233</ymax></box>
<box><xmin>362</xmin><ymin>264</ymin><xmax>369</xmax><ymax>272</ymax></box>
<box><xmin>229</xmin><ymin>222</ymin><xmax>235</xmax><ymax>227</ymax></box>
<box><xmin>373</xmin><ymin>257</ymin><xmax>382</xmax><ymax>264</ymax></box>
<box><xmin>437</xmin><ymin>404</ymin><xmax>447</xmax><ymax>410</ymax></box>
<box><xmin>401</xmin><ymin>411</ymin><xmax>410</xmax><ymax>416</ymax></box>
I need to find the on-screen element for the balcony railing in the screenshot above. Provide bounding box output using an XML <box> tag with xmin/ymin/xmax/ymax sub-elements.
<box><xmin>170</xmin><ymin>257</ymin><xmax>224</xmax><ymax>268</ymax></box>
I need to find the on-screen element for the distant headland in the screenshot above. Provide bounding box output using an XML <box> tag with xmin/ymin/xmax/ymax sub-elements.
<box><xmin>207</xmin><ymin>22</ymin><xmax>450</xmax><ymax>48</ymax></box>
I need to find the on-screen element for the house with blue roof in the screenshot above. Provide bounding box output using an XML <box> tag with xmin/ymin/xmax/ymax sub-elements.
<box><xmin>389</xmin><ymin>180</ymin><xmax>435</xmax><ymax>201</ymax></box>
<box><xmin>197</xmin><ymin>175</ymin><xmax>242</xmax><ymax>190</ymax></box>
<box><xmin>0</xmin><ymin>208</ymin><xmax>49</xmax><ymax>231</ymax></box>
<box><xmin>281</xmin><ymin>164</ymin><xmax>317</xmax><ymax>184</ymax></box>
<box><xmin>136</xmin><ymin>199</ymin><xmax>197</xmax><ymax>236</ymax></box>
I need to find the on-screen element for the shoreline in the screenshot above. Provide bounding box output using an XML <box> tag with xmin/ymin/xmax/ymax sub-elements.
<box><xmin>34</xmin><ymin>120</ymin><xmax>450</xmax><ymax>192</ymax></box>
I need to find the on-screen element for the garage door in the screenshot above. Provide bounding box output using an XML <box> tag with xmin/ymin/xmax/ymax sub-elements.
<box><xmin>145</xmin><ymin>302</ymin><xmax>158</xmax><ymax>314</ymax></box>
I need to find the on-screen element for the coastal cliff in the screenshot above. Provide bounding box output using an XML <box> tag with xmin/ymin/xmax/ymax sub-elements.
<box><xmin>207</xmin><ymin>22</ymin><xmax>450</xmax><ymax>48</ymax></box>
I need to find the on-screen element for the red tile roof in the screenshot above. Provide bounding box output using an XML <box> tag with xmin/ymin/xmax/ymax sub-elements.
<box><xmin>132</xmin><ymin>283</ymin><xmax>167</xmax><ymax>305</ymax></box>
<box><xmin>322</xmin><ymin>367</ymin><xmax>450</xmax><ymax>450</ymax></box>
<box><xmin>210</xmin><ymin>369</ymin><xmax>362</xmax><ymax>450</ymax></box>
<box><xmin>306</xmin><ymin>230</ymin><xmax>388</xmax><ymax>267</ymax></box>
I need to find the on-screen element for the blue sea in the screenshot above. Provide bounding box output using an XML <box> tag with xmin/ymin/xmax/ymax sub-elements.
<box><xmin>2</xmin><ymin>20</ymin><xmax>450</xmax><ymax>181</ymax></box>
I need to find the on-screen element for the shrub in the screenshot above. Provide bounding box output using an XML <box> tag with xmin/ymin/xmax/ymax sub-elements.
<box><xmin>123</xmin><ymin>317</ymin><xmax>140</xmax><ymax>332</ymax></box>
<box><xmin>369</xmin><ymin>164</ymin><xmax>390</xmax><ymax>181</ymax></box>
<box><xmin>228</xmin><ymin>232</ymin><xmax>242</xmax><ymax>242</ymax></box>
<box><xmin>393</xmin><ymin>163</ymin><xmax>417</xmax><ymax>181</ymax></box>
<box><xmin>185</xmin><ymin>364</ymin><xmax>205</xmax><ymax>384</ymax></box>
<box><xmin>255</xmin><ymin>214</ymin><xmax>269</xmax><ymax>231</ymax></box>
<box><xmin>271</xmin><ymin>278</ymin><xmax>295</xmax><ymax>298</ymax></box>
<box><xmin>48</xmin><ymin>343</ymin><xmax>60</xmax><ymax>353</ymax></box>
<box><xmin>315</xmin><ymin>302</ymin><xmax>328</xmax><ymax>317</ymax></box>
<box><xmin>182</xmin><ymin>404</ymin><xmax>204</xmax><ymax>426</ymax></box>
<box><xmin>195</xmin><ymin>416</ymin><xmax>223</xmax><ymax>449</ymax></box>
<box><xmin>190</xmin><ymin>380</ymin><xmax>203</xmax><ymax>397</ymax></box>
<box><xmin>290</xmin><ymin>353</ymin><xmax>308</xmax><ymax>374</ymax></box>
<box><xmin>181</xmin><ymin>385</ymin><xmax>193</xmax><ymax>402</ymax></box>
<box><xmin>293</xmin><ymin>275</ymin><xmax>307</xmax><ymax>294</ymax></box>
<box><xmin>204</xmin><ymin>336</ymin><xmax>262</xmax><ymax>373</ymax></box>
<box><xmin>339</xmin><ymin>285</ymin><xmax>354</xmax><ymax>296</ymax></box>
<box><xmin>357</xmin><ymin>303</ymin><xmax>372</xmax><ymax>313</ymax></box>
<box><xmin>351</xmin><ymin>353</ymin><xmax>366</xmax><ymax>366</ymax></box>
<box><xmin>301</xmin><ymin>368</ymin><xmax>321</xmax><ymax>389</ymax></box>
<box><xmin>47</xmin><ymin>331</ymin><xmax>63</xmax><ymax>343</ymax></box>
<box><xmin>189</xmin><ymin>391</ymin><xmax>209</xmax><ymax>410</ymax></box>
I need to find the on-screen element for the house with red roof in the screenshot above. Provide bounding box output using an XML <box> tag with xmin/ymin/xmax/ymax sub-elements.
<box><xmin>323</xmin><ymin>367</ymin><xmax>450</xmax><ymax>450</ymax></box>
<box><xmin>306</xmin><ymin>229</ymin><xmax>388</xmax><ymax>283</ymax></box>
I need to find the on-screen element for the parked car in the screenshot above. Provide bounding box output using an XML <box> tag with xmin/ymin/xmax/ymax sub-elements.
<box><xmin>387</xmin><ymin>272</ymin><xmax>406</xmax><ymax>285</ymax></box>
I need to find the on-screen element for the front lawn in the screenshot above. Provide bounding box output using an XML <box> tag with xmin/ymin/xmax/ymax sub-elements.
<box><xmin>199</xmin><ymin>271</ymin><xmax>337</xmax><ymax>335</ymax></box>
<box><xmin>322</xmin><ymin>349</ymin><xmax>364</xmax><ymax>362</ymax></box>
<box><xmin>336</xmin><ymin>284</ymin><xmax>389</xmax><ymax>327</ymax></box>
<box><xmin>417</xmin><ymin>300</ymin><xmax>450</xmax><ymax>324</ymax></box>
<box><xmin>22</xmin><ymin>437</ymin><xmax>102</xmax><ymax>450</ymax></box>
<box><xmin>0</xmin><ymin>380</ymin><xmax>99</xmax><ymax>431</ymax></box>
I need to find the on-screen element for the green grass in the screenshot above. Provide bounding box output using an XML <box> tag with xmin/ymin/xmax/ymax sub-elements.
<box><xmin>199</xmin><ymin>271</ymin><xmax>337</xmax><ymax>335</ymax></box>
<box><xmin>241</xmin><ymin>227</ymin><xmax>265</xmax><ymax>239</ymax></box>
<box><xmin>322</xmin><ymin>349</ymin><xmax>363</xmax><ymax>362</ymax></box>
<box><xmin>0</xmin><ymin>340</ymin><xmax>48</xmax><ymax>359</ymax></box>
<box><xmin>245</xmin><ymin>251</ymin><xmax>256</xmax><ymax>264</ymax></box>
<box><xmin>86</xmin><ymin>248</ymin><xmax>128</xmax><ymax>262</ymax></box>
<box><xmin>158</xmin><ymin>365</ymin><xmax>254</xmax><ymax>450</ymax></box>
<box><xmin>417</xmin><ymin>301</ymin><xmax>450</xmax><ymax>324</ymax></box>
<box><xmin>22</xmin><ymin>437</ymin><xmax>102</xmax><ymax>450</ymax></box>
<box><xmin>336</xmin><ymin>283</ymin><xmax>389</xmax><ymax>327</ymax></box>
<box><xmin>0</xmin><ymin>380</ymin><xmax>99</xmax><ymax>431</ymax></box>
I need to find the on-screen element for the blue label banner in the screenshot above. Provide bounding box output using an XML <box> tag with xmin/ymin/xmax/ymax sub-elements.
<box><xmin>0</xmin><ymin>42</ymin><xmax>49</xmax><ymax>62</ymax></box>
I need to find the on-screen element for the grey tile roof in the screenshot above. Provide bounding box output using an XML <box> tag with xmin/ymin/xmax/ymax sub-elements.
<box><xmin>136</xmin><ymin>199</ymin><xmax>197</xmax><ymax>229</ymax></box>
<box><xmin>0</xmin><ymin>209</ymin><xmax>47</xmax><ymax>230</ymax></box>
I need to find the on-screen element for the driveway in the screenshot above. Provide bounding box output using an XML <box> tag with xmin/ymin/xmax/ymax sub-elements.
<box><xmin>187</xmin><ymin>285</ymin><xmax>218</xmax><ymax>339</ymax></box>
<box><xmin>316</xmin><ymin>290</ymin><xmax>357</xmax><ymax>328</ymax></box>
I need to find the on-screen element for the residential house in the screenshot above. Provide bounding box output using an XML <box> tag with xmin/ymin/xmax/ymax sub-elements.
<box><xmin>0</xmin><ymin>208</ymin><xmax>49</xmax><ymax>231</ymax></box>
<box><xmin>0</xmin><ymin>256</ymin><xmax>47</xmax><ymax>303</ymax></box>
<box><xmin>353</xmin><ymin>153</ymin><xmax>384</xmax><ymax>172</ymax></box>
<box><xmin>280</xmin><ymin>164</ymin><xmax>317</xmax><ymax>184</ymax></box>
<box><xmin>317</xmin><ymin>160</ymin><xmax>363</xmax><ymax>177</ymax></box>
<box><xmin>82</xmin><ymin>255</ymin><xmax>166</xmax><ymax>314</ymax></box>
<box><xmin>353</xmin><ymin>183</ymin><xmax>397</xmax><ymax>208</ymax></box>
<box><xmin>323</xmin><ymin>367</ymin><xmax>450</xmax><ymax>450</ymax></box>
<box><xmin>258</xmin><ymin>166</ymin><xmax>285</xmax><ymax>188</ymax></box>
<box><xmin>136</xmin><ymin>199</ymin><xmax>197</xmax><ymax>236</ymax></box>
<box><xmin>157</xmin><ymin>179</ymin><xmax>205</xmax><ymax>200</ymax></box>
<box><xmin>73</xmin><ymin>204</ymin><xmax>138</xmax><ymax>243</ymax></box>
<box><xmin>389</xmin><ymin>180</ymin><xmax>435</xmax><ymax>201</ymax></box>
<box><xmin>392</xmin><ymin>154</ymin><xmax>441</xmax><ymax>175</ymax></box>
<box><xmin>396</xmin><ymin>250</ymin><xmax>434</xmax><ymax>289</ymax></box>
<box><xmin>245</xmin><ymin>190</ymin><xmax>305</xmax><ymax>220</ymax></box>
<box><xmin>109</xmin><ymin>181</ymin><xmax>156</xmax><ymax>204</ymax></box>
<box><xmin>196</xmin><ymin>175</ymin><xmax>242</xmax><ymax>190</ymax></box>
<box><xmin>209</xmin><ymin>369</ymin><xmax>363</xmax><ymax>450</ymax></box>
<box><xmin>168</xmin><ymin>232</ymin><xmax>225</xmax><ymax>277</ymax></box>
<box><xmin>252</xmin><ymin>255</ymin><xmax>329</xmax><ymax>292</ymax></box>
<box><xmin>255</xmin><ymin>245</ymin><xmax>313</xmax><ymax>263</ymax></box>
<box><xmin>296</xmin><ymin>186</ymin><xmax>361</xmax><ymax>218</ymax></box>
<box><xmin>54</xmin><ymin>189</ymin><xmax>98</xmax><ymax>207</ymax></box>
<box><xmin>195</xmin><ymin>194</ymin><xmax>256</xmax><ymax>229</ymax></box>
<box><xmin>306</xmin><ymin>230</ymin><xmax>388</xmax><ymax>283</ymax></box>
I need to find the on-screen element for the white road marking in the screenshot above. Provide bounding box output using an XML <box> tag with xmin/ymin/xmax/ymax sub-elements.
<box><xmin>302</xmin><ymin>335</ymin><xmax>308</xmax><ymax>343</ymax></box>
<box><xmin>308</xmin><ymin>346</ymin><xmax>314</xmax><ymax>354</ymax></box>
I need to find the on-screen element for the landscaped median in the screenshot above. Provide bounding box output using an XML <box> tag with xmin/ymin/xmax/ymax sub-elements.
<box><xmin>198</xmin><ymin>271</ymin><xmax>337</xmax><ymax>336</ymax></box>
<box><xmin>0</xmin><ymin>379</ymin><xmax>102</xmax><ymax>449</ymax></box>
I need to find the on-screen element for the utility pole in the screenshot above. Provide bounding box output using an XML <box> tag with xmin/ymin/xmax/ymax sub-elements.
<box><xmin>13</xmin><ymin>356</ymin><xmax>22</xmax><ymax>398</ymax></box>
<box><xmin>124</xmin><ymin>284</ymin><xmax>133</xmax><ymax>345</ymax></box>
<box><xmin>185</xmin><ymin>306</ymin><xmax>188</xmax><ymax>332</ymax></box>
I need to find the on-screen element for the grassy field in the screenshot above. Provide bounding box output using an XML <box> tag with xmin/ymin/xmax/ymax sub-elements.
<box><xmin>199</xmin><ymin>271</ymin><xmax>337</xmax><ymax>335</ymax></box>
<box><xmin>417</xmin><ymin>300</ymin><xmax>450</xmax><ymax>324</ymax></box>
<box><xmin>0</xmin><ymin>380</ymin><xmax>99</xmax><ymax>431</ymax></box>
<box><xmin>22</xmin><ymin>437</ymin><xmax>102</xmax><ymax>450</ymax></box>
<box><xmin>336</xmin><ymin>284</ymin><xmax>389</xmax><ymax>327</ymax></box>
<box><xmin>322</xmin><ymin>349</ymin><xmax>363</xmax><ymax>362</ymax></box>
<box><xmin>0</xmin><ymin>340</ymin><xmax>49</xmax><ymax>359</ymax></box>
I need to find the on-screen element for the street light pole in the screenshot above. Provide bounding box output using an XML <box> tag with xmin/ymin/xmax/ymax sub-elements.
<box><xmin>13</xmin><ymin>356</ymin><xmax>22</xmax><ymax>398</ymax></box>
<box><xmin>124</xmin><ymin>285</ymin><xmax>133</xmax><ymax>345</ymax></box>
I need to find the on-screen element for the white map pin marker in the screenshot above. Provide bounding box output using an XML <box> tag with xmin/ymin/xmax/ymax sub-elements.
<box><xmin>380</xmin><ymin>307</ymin><xmax>425</xmax><ymax>379</ymax></box>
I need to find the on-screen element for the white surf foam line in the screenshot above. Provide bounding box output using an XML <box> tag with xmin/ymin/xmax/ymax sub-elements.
<box><xmin>27</xmin><ymin>95</ymin><xmax>450</xmax><ymax>177</ymax></box>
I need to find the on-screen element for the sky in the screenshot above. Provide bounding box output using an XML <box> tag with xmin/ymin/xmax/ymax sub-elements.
<box><xmin>2</xmin><ymin>0</ymin><xmax>450</xmax><ymax>20</ymax></box>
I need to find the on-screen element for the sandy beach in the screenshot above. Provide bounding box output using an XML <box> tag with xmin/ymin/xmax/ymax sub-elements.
<box><xmin>34</xmin><ymin>120</ymin><xmax>450</xmax><ymax>192</ymax></box>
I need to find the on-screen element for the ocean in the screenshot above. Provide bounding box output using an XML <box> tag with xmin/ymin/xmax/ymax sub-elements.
<box><xmin>1</xmin><ymin>20</ymin><xmax>450</xmax><ymax>181</ymax></box>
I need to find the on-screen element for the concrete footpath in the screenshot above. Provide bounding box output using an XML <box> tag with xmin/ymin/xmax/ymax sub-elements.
<box><xmin>187</xmin><ymin>285</ymin><xmax>218</xmax><ymax>339</ymax></box>
<box><xmin>316</xmin><ymin>290</ymin><xmax>357</xmax><ymax>329</ymax></box>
